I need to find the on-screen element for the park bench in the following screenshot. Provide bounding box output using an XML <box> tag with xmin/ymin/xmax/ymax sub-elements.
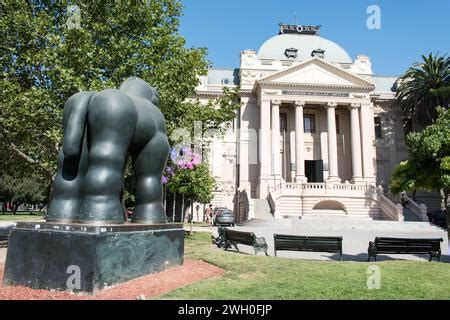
<box><xmin>0</xmin><ymin>227</ymin><xmax>11</xmax><ymax>248</ymax></box>
<box><xmin>273</xmin><ymin>234</ymin><xmax>343</xmax><ymax>260</ymax></box>
<box><xmin>214</xmin><ymin>227</ymin><xmax>268</xmax><ymax>256</ymax></box>
<box><xmin>0</xmin><ymin>235</ymin><xmax>8</xmax><ymax>248</ymax></box>
<box><xmin>367</xmin><ymin>237</ymin><xmax>443</xmax><ymax>262</ymax></box>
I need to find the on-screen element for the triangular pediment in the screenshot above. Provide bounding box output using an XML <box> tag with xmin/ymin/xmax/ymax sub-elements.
<box><xmin>258</xmin><ymin>58</ymin><xmax>375</xmax><ymax>90</ymax></box>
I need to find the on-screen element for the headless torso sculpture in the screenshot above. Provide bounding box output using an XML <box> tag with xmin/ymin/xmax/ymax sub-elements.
<box><xmin>47</xmin><ymin>77</ymin><xmax>169</xmax><ymax>224</ymax></box>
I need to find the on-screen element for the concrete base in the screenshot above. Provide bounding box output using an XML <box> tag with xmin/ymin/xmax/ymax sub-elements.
<box><xmin>3</xmin><ymin>222</ymin><xmax>184</xmax><ymax>293</ymax></box>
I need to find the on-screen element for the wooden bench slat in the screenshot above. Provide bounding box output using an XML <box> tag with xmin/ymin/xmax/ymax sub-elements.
<box><xmin>368</xmin><ymin>237</ymin><xmax>443</xmax><ymax>262</ymax></box>
<box><xmin>274</xmin><ymin>234</ymin><xmax>343</xmax><ymax>259</ymax></box>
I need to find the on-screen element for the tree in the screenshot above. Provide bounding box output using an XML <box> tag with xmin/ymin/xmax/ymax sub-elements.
<box><xmin>0</xmin><ymin>173</ymin><xmax>49</xmax><ymax>214</ymax></box>
<box><xmin>1</xmin><ymin>1</ymin><xmax>239</xmax><ymax>190</ymax></box>
<box><xmin>391</xmin><ymin>107</ymin><xmax>450</xmax><ymax>209</ymax></box>
<box><xmin>396</xmin><ymin>53</ymin><xmax>449</xmax><ymax>131</ymax></box>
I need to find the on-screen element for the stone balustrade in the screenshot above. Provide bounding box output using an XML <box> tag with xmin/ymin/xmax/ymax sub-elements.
<box><xmin>405</xmin><ymin>195</ymin><xmax>428</xmax><ymax>221</ymax></box>
<box><xmin>379</xmin><ymin>194</ymin><xmax>404</xmax><ymax>221</ymax></box>
<box><xmin>267</xmin><ymin>181</ymin><xmax>403</xmax><ymax>220</ymax></box>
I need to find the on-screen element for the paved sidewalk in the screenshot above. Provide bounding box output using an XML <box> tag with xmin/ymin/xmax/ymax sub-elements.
<box><xmin>209</xmin><ymin>219</ymin><xmax>449</xmax><ymax>263</ymax></box>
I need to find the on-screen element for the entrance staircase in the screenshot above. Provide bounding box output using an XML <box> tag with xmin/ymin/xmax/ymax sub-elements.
<box><xmin>253</xmin><ymin>199</ymin><xmax>273</xmax><ymax>219</ymax></box>
<box><xmin>238</xmin><ymin>182</ymin><xmax>440</xmax><ymax>230</ymax></box>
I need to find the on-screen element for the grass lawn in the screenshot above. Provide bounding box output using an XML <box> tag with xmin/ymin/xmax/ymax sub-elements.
<box><xmin>162</xmin><ymin>232</ymin><xmax>450</xmax><ymax>300</ymax></box>
<box><xmin>0</xmin><ymin>212</ymin><xmax>44</xmax><ymax>221</ymax></box>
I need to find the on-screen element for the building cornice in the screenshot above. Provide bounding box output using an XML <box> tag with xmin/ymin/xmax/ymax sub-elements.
<box><xmin>257</xmin><ymin>81</ymin><xmax>374</xmax><ymax>91</ymax></box>
<box><xmin>257</xmin><ymin>57</ymin><xmax>375</xmax><ymax>89</ymax></box>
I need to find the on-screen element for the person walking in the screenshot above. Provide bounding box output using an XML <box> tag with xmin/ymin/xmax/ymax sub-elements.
<box><xmin>205</xmin><ymin>204</ymin><xmax>213</xmax><ymax>225</ymax></box>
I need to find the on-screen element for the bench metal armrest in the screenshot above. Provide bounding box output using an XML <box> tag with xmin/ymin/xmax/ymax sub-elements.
<box><xmin>254</xmin><ymin>236</ymin><xmax>268</xmax><ymax>248</ymax></box>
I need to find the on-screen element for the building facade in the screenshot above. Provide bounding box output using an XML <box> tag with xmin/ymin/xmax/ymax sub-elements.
<box><xmin>191</xmin><ymin>24</ymin><xmax>436</xmax><ymax>220</ymax></box>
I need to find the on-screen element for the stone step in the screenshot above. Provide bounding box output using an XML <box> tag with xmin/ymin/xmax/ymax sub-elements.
<box><xmin>402</xmin><ymin>207</ymin><xmax>421</xmax><ymax>222</ymax></box>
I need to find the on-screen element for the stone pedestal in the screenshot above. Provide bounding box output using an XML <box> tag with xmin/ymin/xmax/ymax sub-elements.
<box><xmin>3</xmin><ymin>222</ymin><xmax>184</xmax><ymax>293</ymax></box>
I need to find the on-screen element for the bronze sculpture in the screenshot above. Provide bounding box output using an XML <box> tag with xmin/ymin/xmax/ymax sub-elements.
<box><xmin>4</xmin><ymin>77</ymin><xmax>183</xmax><ymax>293</ymax></box>
<box><xmin>47</xmin><ymin>77</ymin><xmax>169</xmax><ymax>224</ymax></box>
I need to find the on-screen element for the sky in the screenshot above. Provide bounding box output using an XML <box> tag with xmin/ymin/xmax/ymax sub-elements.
<box><xmin>179</xmin><ymin>0</ymin><xmax>450</xmax><ymax>76</ymax></box>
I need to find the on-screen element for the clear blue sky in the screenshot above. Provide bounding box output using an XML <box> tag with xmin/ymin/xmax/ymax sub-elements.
<box><xmin>179</xmin><ymin>0</ymin><xmax>450</xmax><ymax>76</ymax></box>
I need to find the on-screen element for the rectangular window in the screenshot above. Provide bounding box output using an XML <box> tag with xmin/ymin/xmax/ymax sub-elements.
<box><xmin>304</xmin><ymin>114</ymin><xmax>315</xmax><ymax>133</ymax></box>
<box><xmin>374</xmin><ymin>117</ymin><xmax>382</xmax><ymax>138</ymax></box>
<box><xmin>280</xmin><ymin>113</ymin><xmax>288</xmax><ymax>132</ymax></box>
<box><xmin>335</xmin><ymin>115</ymin><xmax>340</xmax><ymax>134</ymax></box>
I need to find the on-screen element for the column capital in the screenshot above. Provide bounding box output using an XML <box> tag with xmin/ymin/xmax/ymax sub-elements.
<box><xmin>271</xmin><ymin>100</ymin><xmax>281</xmax><ymax>106</ymax></box>
<box><xmin>294</xmin><ymin>100</ymin><xmax>305</xmax><ymax>108</ymax></box>
<box><xmin>349</xmin><ymin>103</ymin><xmax>361</xmax><ymax>109</ymax></box>
<box><xmin>326</xmin><ymin>102</ymin><xmax>337</xmax><ymax>108</ymax></box>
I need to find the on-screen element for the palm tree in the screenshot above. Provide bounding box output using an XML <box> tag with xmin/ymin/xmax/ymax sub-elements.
<box><xmin>396</xmin><ymin>53</ymin><xmax>449</xmax><ymax>131</ymax></box>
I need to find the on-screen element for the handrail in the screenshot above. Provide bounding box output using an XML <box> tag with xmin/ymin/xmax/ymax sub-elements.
<box><xmin>267</xmin><ymin>191</ymin><xmax>276</xmax><ymax>215</ymax></box>
<box><xmin>379</xmin><ymin>193</ymin><xmax>404</xmax><ymax>221</ymax></box>
<box><xmin>404</xmin><ymin>195</ymin><xmax>428</xmax><ymax>221</ymax></box>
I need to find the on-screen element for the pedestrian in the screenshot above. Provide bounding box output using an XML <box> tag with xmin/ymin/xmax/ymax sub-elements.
<box><xmin>205</xmin><ymin>204</ymin><xmax>213</xmax><ymax>224</ymax></box>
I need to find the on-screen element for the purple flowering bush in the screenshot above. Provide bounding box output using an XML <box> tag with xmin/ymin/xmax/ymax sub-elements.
<box><xmin>164</xmin><ymin>146</ymin><xmax>215</xmax><ymax>204</ymax></box>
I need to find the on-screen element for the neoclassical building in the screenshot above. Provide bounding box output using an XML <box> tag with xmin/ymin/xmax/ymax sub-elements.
<box><xmin>192</xmin><ymin>24</ymin><xmax>436</xmax><ymax>221</ymax></box>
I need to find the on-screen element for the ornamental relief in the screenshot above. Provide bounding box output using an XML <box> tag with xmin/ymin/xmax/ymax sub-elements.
<box><xmin>241</xmin><ymin>70</ymin><xmax>268</xmax><ymax>83</ymax></box>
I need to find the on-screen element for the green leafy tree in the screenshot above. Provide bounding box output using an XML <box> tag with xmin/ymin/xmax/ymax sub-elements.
<box><xmin>0</xmin><ymin>173</ymin><xmax>49</xmax><ymax>214</ymax></box>
<box><xmin>391</xmin><ymin>107</ymin><xmax>450</xmax><ymax>209</ymax></box>
<box><xmin>396</xmin><ymin>53</ymin><xmax>449</xmax><ymax>131</ymax></box>
<box><xmin>166</xmin><ymin>163</ymin><xmax>215</xmax><ymax>205</ymax></box>
<box><xmin>1</xmin><ymin>1</ymin><xmax>239</xmax><ymax>189</ymax></box>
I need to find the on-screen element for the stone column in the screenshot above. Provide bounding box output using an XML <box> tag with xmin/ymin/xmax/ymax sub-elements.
<box><xmin>238</xmin><ymin>98</ymin><xmax>250</xmax><ymax>192</ymax></box>
<box><xmin>349</xmin><ymin>103</ymin><xmax>363</xmax><ymax>182</ymax></box>
<box><xmin>360</xmin><ymin>103</ymin><xmax>375</xmax><ymax>183</ymax></box>
<box><xmin>271</xmin><ymin>100</ymin><xmax>281</xmax><ymax>180</ymax></box>
<box><xmin>294</xmin><ymin>101</ymin><xmax>307</xmax><ymax>183</ymax></box>
<box><xmin>259</xmin><ymin>99</ymin><xmax>271</xmax><ymax>197</ymax></box>
<box><xmin>326</xmin><ymin>102</ymin><xmax>339</xmax><ymax>182</ymax></box>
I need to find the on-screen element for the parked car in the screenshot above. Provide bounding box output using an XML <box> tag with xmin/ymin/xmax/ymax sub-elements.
<box><xmin>213</xmin><ymin>208</ymin><xmax>235</xmax><ymax>226</ymax></box>
<box><xmin>213</xmin><ymin>207</ymin><xmax>228</xmax><ymax>215</ymax></box>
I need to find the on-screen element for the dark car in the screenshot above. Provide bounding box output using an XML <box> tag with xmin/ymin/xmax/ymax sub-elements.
<box><xmin>214</xmin><ymin>208</ymin><xmax>235</xmax><ymax>227</ymax></box>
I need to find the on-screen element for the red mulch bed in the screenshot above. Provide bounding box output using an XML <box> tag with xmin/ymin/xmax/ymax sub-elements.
<box><xmin>0</xmin><ymin>260</ymin><xmax>224</xmax><ymax>300</ymax></box>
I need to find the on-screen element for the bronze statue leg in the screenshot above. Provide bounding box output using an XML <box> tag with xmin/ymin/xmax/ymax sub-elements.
<box><xmin>47</xmin><ymin>92</ymin><xmax>92</xmax><ymax>223</ymax></box>
<box><xmin>78</xmin><ymin>89</ymin><xmax>137</xmax><ymax>224</ymax></box>
<box><xmin>46</xmin><ymin>136</ymin><xmax>88</xmax><ymax>223</ymax></box>
<box><xmin>132</xmin><ymin>131</ymin><xmax>169</xmax><ymax>224</ymax></box>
